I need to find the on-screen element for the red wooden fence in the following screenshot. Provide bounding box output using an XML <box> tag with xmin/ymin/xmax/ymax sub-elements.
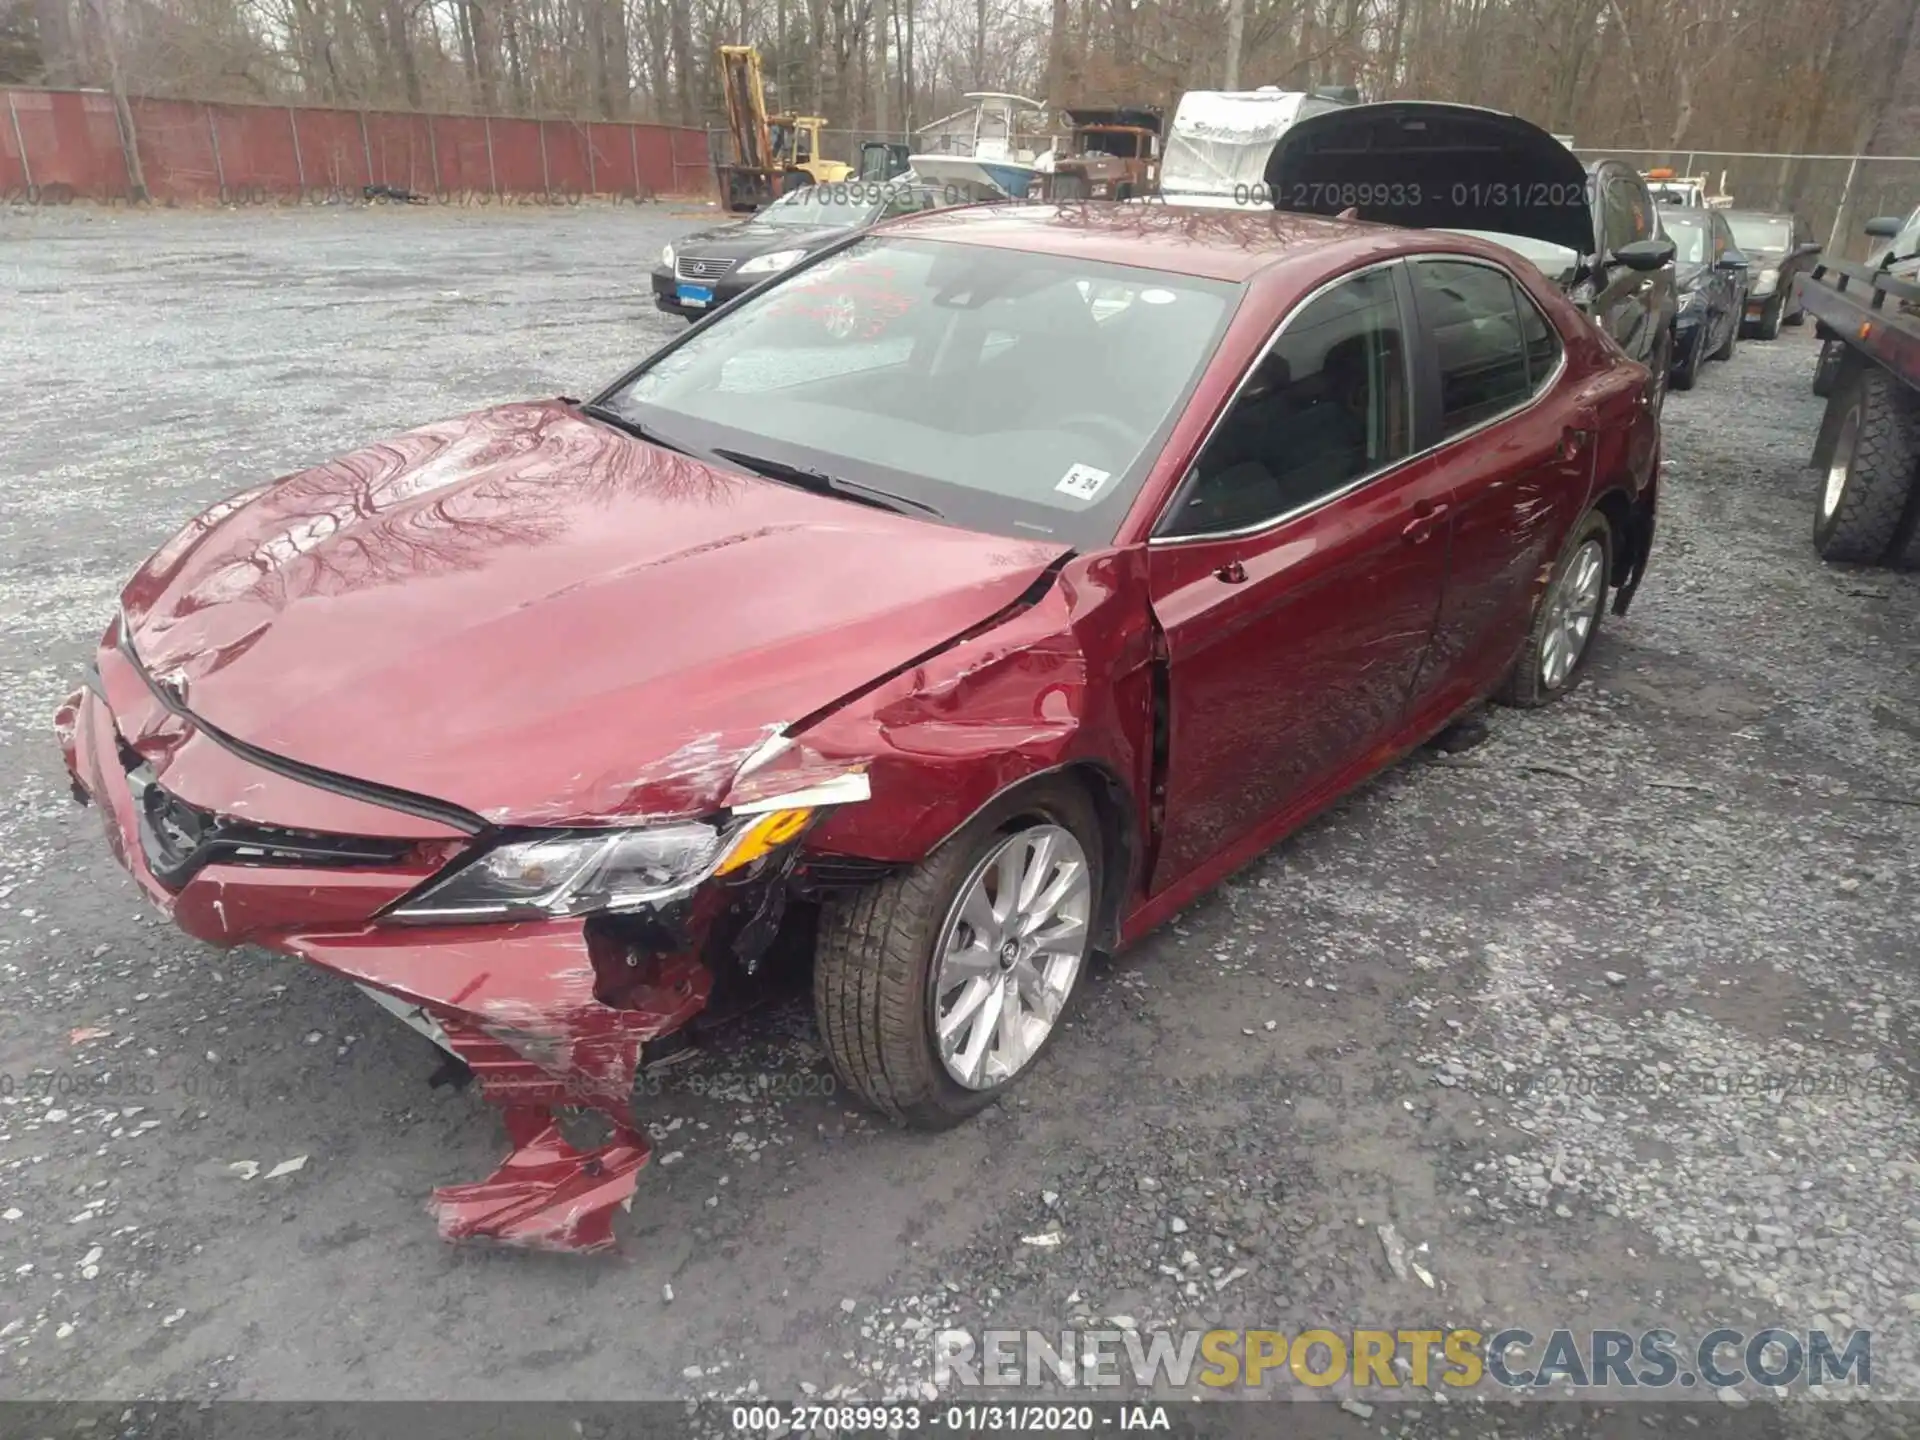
<box><xmin>0</xmin><ymin>86</ymin><xmax>712</xmax><ymax>202</ymax></box>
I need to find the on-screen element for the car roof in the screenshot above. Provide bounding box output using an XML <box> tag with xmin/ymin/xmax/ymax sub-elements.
<box><xmin>867</xmin><ymin>201</ymin><xmax>1484</xmax><ymax>282</ymax></box>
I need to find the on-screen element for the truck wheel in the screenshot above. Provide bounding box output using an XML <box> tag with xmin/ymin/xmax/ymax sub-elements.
<box><xmin>1814</xmin><ymin>366</ymin><xmax>1920</xmax><ymax>564</ymax></box>
<box><xmin>1812</xmin><ymin>339</ymin><xmax>1843</xmax><ymax>398</ymax></box>
<box><xmin>814</xmin><ymin>781</ymin><xmax>1102</xmax><ymax>1129</ymax></box>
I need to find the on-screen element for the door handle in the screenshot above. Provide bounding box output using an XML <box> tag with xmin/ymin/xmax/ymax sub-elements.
<box><xmin>1214</xmin><ymin>559</ymin><xmax>1248</xmax><ymax>584</ymax></box>
<box><xmin>1401</xmin><ymin>503</ymin><xmax>1449</xmax><ymax>544</ymax></box>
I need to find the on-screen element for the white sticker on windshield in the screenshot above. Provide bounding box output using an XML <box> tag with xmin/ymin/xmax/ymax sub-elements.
<box><xmin>1140</xmin><ymin>288</ymin><xmax>1177</xmax><ymax>304</ymax></box>
<box><xmin>1056</xmin><ymin>464</ymin><xmax>1111</xmax><ymax>501</ymax></box>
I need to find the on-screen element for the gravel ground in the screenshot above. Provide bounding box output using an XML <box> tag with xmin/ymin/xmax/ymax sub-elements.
<box><xmin>2</xmin><ymin>205</ymin><xmax>1917</xmax><ymax>1429</ymax></box>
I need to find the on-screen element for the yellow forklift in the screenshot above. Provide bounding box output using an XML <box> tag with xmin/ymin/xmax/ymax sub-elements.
<box><xmin>716</xmin><ymin>45</ymin><xmax>853</xmax><ymax>211</ymax></box>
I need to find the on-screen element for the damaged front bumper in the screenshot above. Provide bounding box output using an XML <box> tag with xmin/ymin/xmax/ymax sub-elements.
<box><xmin>57</xmin><ymin>660</ymin><xmax>810</xmax><ymax>1253</ymax></box>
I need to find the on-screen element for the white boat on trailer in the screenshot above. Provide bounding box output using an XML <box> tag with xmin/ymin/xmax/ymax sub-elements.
<box><xmin>908</xmin><ymin>93</ymin><xmax>1050</xmax><ymax>201</ymax></box>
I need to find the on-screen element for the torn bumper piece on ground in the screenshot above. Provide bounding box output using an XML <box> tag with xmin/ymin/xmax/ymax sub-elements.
<box><xmin>57</xmin><ymin>673</ymin><xmax>793</xmax><ymax>1253</ymax></box>
<box><xmin>286</xmin><ymin>924</ymin><xmax>713</xmax><ymax>1252</ymax></box>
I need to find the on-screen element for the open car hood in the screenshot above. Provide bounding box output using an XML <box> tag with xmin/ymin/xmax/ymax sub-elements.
<box><xmin>1264</xmin><ymin>102</ymin><xmax>1593</xmax><ymax>257</ymax></box>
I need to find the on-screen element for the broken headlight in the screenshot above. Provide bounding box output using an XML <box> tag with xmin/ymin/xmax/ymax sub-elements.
<box><xmin>387</xmin><ymin>804</ymin><xmax>830</xmax><ymax>923</ymax></box>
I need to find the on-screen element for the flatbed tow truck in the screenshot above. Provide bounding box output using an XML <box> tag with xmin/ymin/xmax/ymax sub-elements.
<box><xmin>1801</xmin><ymin>232</ymin><xmax>1920</xmax><ymax>567</ymax></box>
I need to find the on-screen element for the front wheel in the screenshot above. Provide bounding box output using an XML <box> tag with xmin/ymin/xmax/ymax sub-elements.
<box><xmin>1495</xmin><ymin>509</ymin><xmax>1613</xmax><ymax>709</ymax></box>
<box><xmin>814</xmin><ymin>782</ymin><xmax>1102</xmax><ymax>1129</ymax></box>
<box><xmin>1712</xmin><ymin>304</ymin><xmax>1739</xmax><ymax>361</ymax></box>
<box><xmin>1755</xmin><ymin>299</ymin><xmax>1784</xmax><ymax>340</ymax></box>
<box><xmin>1671</xmin><ymin>333</ymin><xmax>1700</xmax><ymax>391</ymax></box>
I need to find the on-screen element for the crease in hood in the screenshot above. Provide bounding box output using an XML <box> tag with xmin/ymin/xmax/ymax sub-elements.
<box><xmin>119</xmin><ymin>401</ymin><xmax>1070</xmax><ymax>826</ymax></box>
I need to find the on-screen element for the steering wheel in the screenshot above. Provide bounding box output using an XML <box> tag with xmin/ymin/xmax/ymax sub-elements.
<box><xmin>1054</xmin><ymin>411</ymin><xmax>1136</xmax><ymax>452</ymax></box>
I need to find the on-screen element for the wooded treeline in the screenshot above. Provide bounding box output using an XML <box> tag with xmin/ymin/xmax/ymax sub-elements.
<box><xmin>4</xmin><ymin>0</ymin><xmax>1916</xmax><ymax>158</ymax></box>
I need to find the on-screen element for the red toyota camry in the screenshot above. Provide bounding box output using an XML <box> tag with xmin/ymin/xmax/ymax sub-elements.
<box><xmin>59</xmin><ymin>201</ymin><xmax>1658</xmax><ymax>1251</ymax></box>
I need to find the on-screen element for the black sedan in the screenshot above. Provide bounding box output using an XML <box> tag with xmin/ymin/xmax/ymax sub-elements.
<box><xmin>1659</xmin><ymin>206</ymin><xmax>1748</xmax><ymax>391</ymax></box>
<box><xmin>1723</xmin><ymin>209</ymin><xmax>1820</xmax><ymax>339</ymax></box>
<box><xmin>1259</xmin><ymin>104</ymin><xmax>1678</xmax><ymax>414</ymax></box>
<box><xmin>653</xmin><ymin>182</ymin><xmax>947</xmax><ymax>320</ymax></box>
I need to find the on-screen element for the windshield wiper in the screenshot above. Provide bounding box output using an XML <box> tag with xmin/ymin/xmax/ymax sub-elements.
<box><xmin>578</xmin><ymin>401</ymin><xmax>697</xmax><ymax>457</ymax></box>
<box><xmin>711</xmin><ymin>447</ymin><xmax>944</xmax><ymax>520</ymax></box>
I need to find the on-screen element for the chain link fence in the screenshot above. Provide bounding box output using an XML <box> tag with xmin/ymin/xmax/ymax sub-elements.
<box><xmin>1575</xmin><ymin>148</ymin><xmax>1920</xmax><ymax>260</ymax></box>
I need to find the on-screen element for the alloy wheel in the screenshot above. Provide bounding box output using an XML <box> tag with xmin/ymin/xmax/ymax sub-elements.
<box><xmin>1540</xmin><ymin>538</ymin><xmax>1606</xmax><ymax>690</ymax></box>
<box><xmin>930</xmin><ymin>823</ymin><xmax>1091</xmax><ymax>1091</ymax></box>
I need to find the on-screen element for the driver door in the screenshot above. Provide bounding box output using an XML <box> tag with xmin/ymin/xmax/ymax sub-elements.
<box><xmin>1145</xmin><ymin>262</ymin><xmax>1454</xmax><ymax>890</ymax></box>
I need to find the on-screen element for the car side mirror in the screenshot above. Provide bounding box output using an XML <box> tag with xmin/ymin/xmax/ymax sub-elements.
<box><xmin>1864</xmin><ymin>216</ymin><xmax>1903</xmax><ymax>238</ymax></box>
<box><xmin>1715</xmin><ymin>248</ymin><xmax>1748</xmax><ymax>271</ymax></box>
<box><xmin>1796</xmin><ymin>240</ymin><xmax>1824</xmax><ymax>257</ymax></box>
<box><xmin>1612</xmin><ymin>237</ymin><xmax>1674</xmax><ymax>272</ymax></box>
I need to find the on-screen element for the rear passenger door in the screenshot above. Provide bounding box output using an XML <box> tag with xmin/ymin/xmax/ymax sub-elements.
<box><xmin>1407</xmin><ymin>256</ymin><xmax>1593</xmax><ymax>711</ymax></box>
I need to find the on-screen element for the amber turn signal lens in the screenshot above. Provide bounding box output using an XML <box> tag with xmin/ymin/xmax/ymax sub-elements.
<box><xmin>714</xmin><ymin>807</ymin><xmax>814</xmax><ymax>876</ymax></box>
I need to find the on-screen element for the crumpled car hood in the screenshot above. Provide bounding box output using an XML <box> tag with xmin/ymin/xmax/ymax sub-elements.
<box><xmin>119</xmin><ymin>401</ymin><xmax>1069</xmax><ymax>826</ymax></box>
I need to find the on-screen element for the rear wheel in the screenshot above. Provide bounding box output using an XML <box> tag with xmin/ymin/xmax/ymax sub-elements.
<box><xmin>814</xmin><ymin>782</ymin><xmax>1102</xmax><ymax>1129</ymax></box>
<box><xmin>1754</xmin><ymin>298</ymin><xmax>1784</xmax><ymax>340</ymax></box>
<box><xmin>1813</xmin><ymin>365</ymin><xmax>1920</xmax><ymax>564</ymax></box>
<box><xmin>1495</xmin><ymin>509</ymin><xmax>1613</xmax><ymax>709</ymax></box>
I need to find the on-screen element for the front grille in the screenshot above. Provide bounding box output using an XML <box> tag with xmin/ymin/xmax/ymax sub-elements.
<box><xmin>675</xmin><ymin>256</ymin><xmax>736</xmax><ymax>282</ymax></box>
<box><xmin>120</xmin><ymin>746</ymin><xmax>410</xmax><ymax>890</ymax></box>
<box><xmin>1050</xmin><ymin>172</ymin><xmax>1091</xmax><ymax>200</ymax></box>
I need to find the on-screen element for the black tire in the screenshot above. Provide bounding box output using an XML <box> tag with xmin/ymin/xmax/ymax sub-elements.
<box><xmin>1755</xmin><ymin>298</ymin><xmax>1784</xmax><ymax>340</ymax></box>
<box><xmin>1670</xmin><ymin>333</ymin><xmax>1700</xmax><ymax>392</ymax></box>
<box><xmin>1782</xmin><ymin>302</ymin><xmax>1806</xmax><ymax>327</ymax></box>
<box><xmin>1113</xmin><ymin>183</ymin><xmax>1134</xmax><ymax>201</ymax></box>
<box><xmin>814</xmin><ymin>780</ymin><xmax>1103</xmax><ymax>1130</ymax></box>
<box><xmin>1495</xmin><ymin>508</ymin><xmax>1614</xmax><ymax>709</ymax></box>
<box><xmin>1650</xmin><ymin>328</ymin><xmax>1672</xmax><ymax>419</ymax></box>
<box><xmin>1812</xmin><ymin>339</ymin><xmax>1843</xmax><ymax>397</ymax></box>
<box><xmin>1813</xmin><ymin>365</ymin><xmax>1920</xmax><ymax>564</ymax></box>
<box><xmin>1711</xmin><ymin>304</ymin><xmax>1739</xmax><ymax>361</ymax></box>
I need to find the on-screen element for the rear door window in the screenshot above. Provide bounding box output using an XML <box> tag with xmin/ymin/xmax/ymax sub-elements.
<box><xmin>1411</xmin><ymin>259</ymin><xmax>1555</xmax><ymax>438</ymax></box>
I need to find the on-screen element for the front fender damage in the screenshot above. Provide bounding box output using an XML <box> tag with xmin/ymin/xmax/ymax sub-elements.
<box><xmin>296</xmin><ymin>556</ymin><xmax>1146</xmax><ymax>1254</ymax></box>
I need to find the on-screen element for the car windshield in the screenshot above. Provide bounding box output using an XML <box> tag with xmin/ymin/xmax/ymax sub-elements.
<box><xmin>1727</xmin><ymin>215</ymin><xmax>1792</xmax><ymax>252</ymax></box>
<box><xmin>754</xmin><ymin>186</ymin><xmax>887</xmax><ymax>228</ymax></box>
<box><xmin>601</xmin><ymin>236</ymin><xmax>1237</xmax><ymax>546</ymax></box>
<box><xmin>1660</xmin><ymin>212</ymin><xmax>1709</xmax><ymax>266</ymax></box>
